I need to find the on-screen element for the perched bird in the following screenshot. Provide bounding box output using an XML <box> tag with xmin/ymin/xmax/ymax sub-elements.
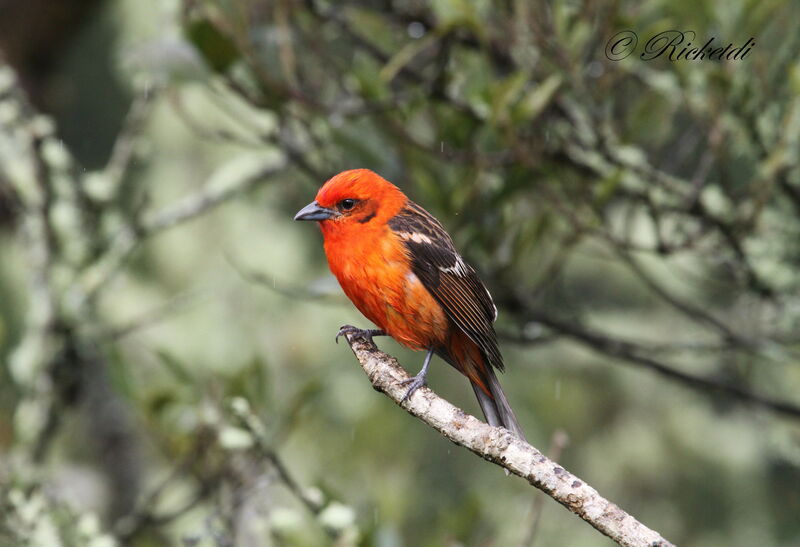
<box><xmin>294</xmin><ymin>169</ymin><xmax>526</xmax><ymax>440</ymax></box>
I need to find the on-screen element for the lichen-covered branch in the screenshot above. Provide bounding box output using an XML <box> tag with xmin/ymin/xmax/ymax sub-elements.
<box><xmin>340</xmin><ymin>330</ymin><xmax>674</xmax><ymax>547</ymax></box>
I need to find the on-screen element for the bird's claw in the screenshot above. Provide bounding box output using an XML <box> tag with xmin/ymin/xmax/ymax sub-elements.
<box><xmin>336</xmin><ymin>325</ymin><xmax>384</xmax><ymax>344</ymax></box>
<box><xmin>336</xmin><ymin>325</ymin><xmax>357</xmax><ymax>344</ymax></box>
<box><xmin>400</xmin><ymin>374</ymin><xmax>427</xmax><ymax>402</ymax></box>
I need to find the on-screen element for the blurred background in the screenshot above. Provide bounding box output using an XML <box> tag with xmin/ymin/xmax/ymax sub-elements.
<box><xmin>1</xmin><ymin>0</ymin><xmax>800</xmax><ymax>545</ymax></box>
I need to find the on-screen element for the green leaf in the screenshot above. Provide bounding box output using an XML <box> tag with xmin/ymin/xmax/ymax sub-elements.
<box><xmin>518</xmin><ymin>74</ymin><xmax>562</xmax><ymax>122</ymax></box>
<box><xmin>489</xmin><ymin>71</ymin><xmax>529</xmax><ymax>126</ymax></box>
<box><xmin>184</xmin><ymin>18</ymin><xmax>240</xmax><ymax>73</ymax></box>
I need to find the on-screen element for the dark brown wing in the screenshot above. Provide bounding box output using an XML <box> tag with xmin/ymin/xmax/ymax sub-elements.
<box><xmin>388</xmin><ymin>201</ymin><xmax>503</xmax><ymax>370</ymax></box>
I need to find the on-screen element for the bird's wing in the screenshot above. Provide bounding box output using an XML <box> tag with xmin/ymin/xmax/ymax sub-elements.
<box><xmin>388</xmin><ymin>201</ymin><xmax>503</xmax><ymax>370</ymax></box>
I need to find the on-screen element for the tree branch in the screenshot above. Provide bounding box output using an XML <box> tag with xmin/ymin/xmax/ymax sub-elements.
<box><xmin>506</xmin><ymin>307</ymin><xmax>800</xmax><ymax>420</ymax></box>
<box><xmin>73</xmin><ymin>151</ymin><xmax>287</xmax><ymax>303</ymax></box>
<box><xmin>339</xmin><ymin>330</ymin><xmax>674</xmax><ymax>547</ymax></box>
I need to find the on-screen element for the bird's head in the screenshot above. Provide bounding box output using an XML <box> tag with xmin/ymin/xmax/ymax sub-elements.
<box><xmin>294</xmin><ymin>169</ymin><xmax>407</xmax><ymax>229</ymax></box>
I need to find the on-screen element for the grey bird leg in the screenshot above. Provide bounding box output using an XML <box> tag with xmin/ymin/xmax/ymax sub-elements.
<box><xmin>400</xmin><ymin>348</ymin><xmax>434</xmax><ymax>401</ymax></box>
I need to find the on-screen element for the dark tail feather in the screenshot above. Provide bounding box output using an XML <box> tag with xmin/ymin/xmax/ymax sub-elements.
<box><xmin>437</xmin><ymin>338</ymin><xmax>527</xmax><ymax>441</ymax></box>
<box><xmin>471</xmin><ymin>367</ymin><xmax>527</xmax><ymax>442</ymax></box>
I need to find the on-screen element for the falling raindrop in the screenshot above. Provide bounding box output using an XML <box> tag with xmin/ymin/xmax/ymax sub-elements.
<box><xmin>586</xmin><ymin>61</ymin><xmax>604</xmax><ymax>78</ymax></box>
<box><xmin>407</xmin><ymin>22</ymin><xmax>426</xmax><ymax>39</ymax></box>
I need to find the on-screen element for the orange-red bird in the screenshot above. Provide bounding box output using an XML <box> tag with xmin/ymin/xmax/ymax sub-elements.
<box><xmin>295</xmin><ymin>169</ymin><xmax>526</xmax><ymax>440</ymax></box>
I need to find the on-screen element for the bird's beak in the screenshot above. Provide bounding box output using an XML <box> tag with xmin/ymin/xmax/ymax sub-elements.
<box><xmin>294</xmin><ymin>201</ymin><xmax>338</xmax><ymax>221</ymax></box>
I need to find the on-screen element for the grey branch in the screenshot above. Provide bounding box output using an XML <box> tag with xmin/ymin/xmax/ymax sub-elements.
<box><xmin>340</xmin><ymin>330</ymin><xmax>674</xmax><ymax>547</ymax></box>
<box><xmin>74</xmin><ymin>151</ymin><xmax>287</xmax><ymax>303</ymax></box>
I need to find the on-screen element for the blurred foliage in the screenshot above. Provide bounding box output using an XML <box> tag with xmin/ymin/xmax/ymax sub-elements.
<box><xmin>1</xmin><ymin>0</ymin><xmax>800</xmax><ymax>545</ymax></box>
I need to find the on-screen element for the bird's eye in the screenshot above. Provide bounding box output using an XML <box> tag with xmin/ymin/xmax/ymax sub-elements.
<box><xmin>339</xmin><ymin>199</ymin><xmax>357</xmax><ymax>211</ymax></box>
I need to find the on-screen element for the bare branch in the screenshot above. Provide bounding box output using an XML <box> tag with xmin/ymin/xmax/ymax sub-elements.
<box><xmin>507</xmin><ymin>307</ymin><xmax>800</xmax><ymax>420</ymax></box>
<box><xmin>141</xmin><ymin>152</ymin><xmax>286</xmax><ymax>234</ymax></box>
<box><xmin>104</xmin><ymin>89</ymin><xmax>157</xmax><ymax>186</ymax></box>
<box><xmin>74</xmin><ymin>152</ymin><xmax>287</xmax><ymax>302</ymax></box>
<box><xmin>229</xmin><ymin>398</ymin><xmax>356</xmax><ymax>541</ymax></box>
<box><xmin>340</xmin><ymin>330</ymin><xmax>674</xmax><ymax>547</ymax></box>
<box><xmin>231</xmin><ymin>399</ymin><xmax>325</xmax><ymax>517</ymax></box>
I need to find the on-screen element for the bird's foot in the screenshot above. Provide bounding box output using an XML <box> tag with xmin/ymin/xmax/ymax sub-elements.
<box><xmin>335</xmin><ymin>325</ymin><xmax>385</xmax><ymax>344</ymax></box>
<box><xmin>400</xmin><ymin>348</ymin><xmax>434</xmax><ymax>402</ymax></box>
<box><xmin>400</xmin><ymin>374</ymin><xmax>427</xmax><ymax>402</ymax></box>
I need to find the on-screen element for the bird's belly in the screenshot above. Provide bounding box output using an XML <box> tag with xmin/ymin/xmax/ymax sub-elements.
<box><xmin>334</xmin><ymin>259</ymin><xmax>448</xmax><ymax>351</ymax></box>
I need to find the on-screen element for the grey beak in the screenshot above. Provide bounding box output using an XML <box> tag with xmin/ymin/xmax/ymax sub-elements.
<box><xmin>294</xmin><ymin>201</ymin><xmax>338</xmax><ymax>221</ymax></box>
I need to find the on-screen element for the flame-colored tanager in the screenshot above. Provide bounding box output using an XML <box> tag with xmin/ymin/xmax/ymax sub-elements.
<box><xmin>295</xmin><ymin>169</ymin><xmax>526</xmax><ymax>440</ymax></box>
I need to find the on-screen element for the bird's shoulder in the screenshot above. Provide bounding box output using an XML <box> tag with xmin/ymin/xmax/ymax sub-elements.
<box><xmin>388</xmin><ymin>201</ymin><xmax>456</xmax><ymax>254</ymax></box>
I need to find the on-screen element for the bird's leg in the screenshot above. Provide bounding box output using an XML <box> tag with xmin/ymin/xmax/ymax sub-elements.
<box><xmin>400</xmin><ymin>348</ymin><xmax>434</xmax><ymax>402</ymax></box>
<box><xmin>336</xmin><ymin>325</ymin><xmax>386</xmax><ymax>344</ymax></box>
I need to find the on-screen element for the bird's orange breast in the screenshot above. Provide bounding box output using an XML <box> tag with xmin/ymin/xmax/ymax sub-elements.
<box><xmin>322</xmin><ymin>223</ymin><xmax>448</xmax><ymax>350</ymax></box>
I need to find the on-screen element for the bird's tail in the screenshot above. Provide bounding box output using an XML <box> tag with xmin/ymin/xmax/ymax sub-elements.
<box><xmin>443</xmin><ymin>334</ymin><xmax>527</xmax><ymax>441</ymax></box>
<box><xmin>471</xmin><ymin>367</ymin><xmax>527</xmax><ymax>442</ymax></box>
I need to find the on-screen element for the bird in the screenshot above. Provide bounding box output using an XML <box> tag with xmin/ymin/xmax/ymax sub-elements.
<box><xmin>294</xmin><ymin>168</ymin><xmax>526</xmax><ymax>440</ymax></box>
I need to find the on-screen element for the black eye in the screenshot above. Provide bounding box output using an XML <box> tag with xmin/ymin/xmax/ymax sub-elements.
<box><xmin>339</xmin><ymin>199</ymin><xmax>357</xmax><ymax>211</ymax></box>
